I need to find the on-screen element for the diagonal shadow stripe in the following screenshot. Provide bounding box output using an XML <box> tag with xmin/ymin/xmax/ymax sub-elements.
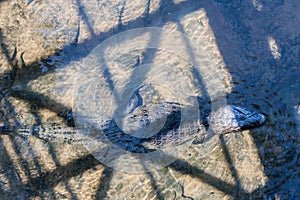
<box><xmin>10</xmin><ymin>89</ymin><xmax>72</xmax><ymax>123</ymax></box>
<box><xmin>23</xmin><ymin>154</ymin><xmax>100</xmax><ymax>193</ymax></box>
<box><xmin>169</xmin><ymin>158</ymin><xmax>250</xmax><ymax>198</ymax></box>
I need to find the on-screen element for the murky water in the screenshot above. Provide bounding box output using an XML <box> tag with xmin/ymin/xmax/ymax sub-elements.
<box><xmin>0</xmin><ymin>0</ymin><xmax>299</xmax><ymax>199</ymax></box>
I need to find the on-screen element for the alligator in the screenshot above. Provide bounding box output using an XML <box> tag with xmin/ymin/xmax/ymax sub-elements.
<box><xmin>0</xmin><ymin>91</ymin><xmax>266</xmax><ymax>153</ymax></box>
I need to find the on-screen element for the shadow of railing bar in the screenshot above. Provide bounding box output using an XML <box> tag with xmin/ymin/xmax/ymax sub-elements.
<box><xmin>24</xmin><ymin>154</ymin><xmax>100</xmax><ymax>193</ymax></box>
<box><xmin>10</xmin><ymin>89</ymin><xmax>72</xmax><ymax>123</ymax></box>
<box><xmin>219</xmin><ymin>134</ymin><xmax>243</xmax><ymax>199</ymax></box>
<box><xmin>0</xmin><ymin>137</ymin><xmax>25</xmax><ymax>196</ymax></box>
<box><xmin>95</xmin><ymin>167</ymin><xmax>114</xmax><ymax>200</ymax></box>
<box><xmin>76</xmin><ymin>0</ymin><xmax>96</xmax><ymax>38</ymax></box>
<box><xmin>169</xmin><ymin>158</ymin><xmax>250</xmax><ymax>198</ymax></box>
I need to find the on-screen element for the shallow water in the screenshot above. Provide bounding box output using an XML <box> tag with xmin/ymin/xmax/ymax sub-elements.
<box><xmin>0</xmin><ymin>0</ymin><xmax>299</xmax><ymax>199</ymax></box>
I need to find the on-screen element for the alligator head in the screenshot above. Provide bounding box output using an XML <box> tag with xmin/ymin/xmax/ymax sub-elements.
<box><xmin>209</xmin><ymin>105</ymin><xmax>266</xmax><ymax>134</ymax></box>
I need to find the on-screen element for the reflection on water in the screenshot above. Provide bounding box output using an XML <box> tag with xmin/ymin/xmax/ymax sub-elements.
<box><xmin>0</xmin><ymin>0</ymin><xmax>299</xmax><ymax>199</ymax></box>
